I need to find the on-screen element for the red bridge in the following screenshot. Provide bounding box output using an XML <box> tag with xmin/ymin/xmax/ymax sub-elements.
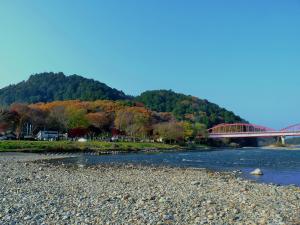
<box><xmin>207</xmin><ymin>123</ymin><xmax>300</xmax><ymax>144</ymax></box>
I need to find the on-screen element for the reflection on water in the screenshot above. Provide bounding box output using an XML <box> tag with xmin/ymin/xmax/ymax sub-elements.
<box><xmin>56</xmin><ymin>148</ymin><xmax>300</xmax><ymax>186</ymax></box>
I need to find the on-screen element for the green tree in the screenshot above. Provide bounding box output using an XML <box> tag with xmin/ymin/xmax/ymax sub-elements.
<box><xmin>153</xmin><ymin>122</ymin><xmax>184</xmax><ymax>143</ymax></box>
<box><xmin>193</xmin><ymin>123</ymin><xmax>208</xmax><ymax>139</ymax></box>
<box><xmin>66</xmin><ymin>107</ymin><xmax>90</xmax><ymax>129</ymax></box>
<box><xmin>183</xmin><ymin>121</ymin><xmax>194</xmax><ymax>141</ymax></box>
<box><xmin>136</xmin><ymin>90</ymin><xmax>246</xmax><ymax>128</ymax></box>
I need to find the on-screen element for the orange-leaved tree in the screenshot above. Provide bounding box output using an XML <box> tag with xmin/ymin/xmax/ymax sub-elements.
<box><xmin>114</xmin><ymin>107</ymin><xmax>152</xmax><ymax>140</ymax></box>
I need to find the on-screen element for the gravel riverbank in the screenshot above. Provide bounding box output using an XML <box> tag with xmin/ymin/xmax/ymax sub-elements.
<box><xmin>0</xmin><ymin>154</ymin><xmax>299</xmax><ymax>225</ymax></box>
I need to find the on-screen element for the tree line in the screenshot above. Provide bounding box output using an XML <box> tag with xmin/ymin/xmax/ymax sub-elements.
<box><xmin>0</xmin><ymin>100</ymin><xmax>208</xmax><ymax>143</ymax></box>
<box><xmin>136</xmin><ymin>90</ymin><xmax>245</xmax><ymax>128</ymax></box>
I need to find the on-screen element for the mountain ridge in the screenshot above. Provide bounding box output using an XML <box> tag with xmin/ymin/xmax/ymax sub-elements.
<box><xmin>0</xmin><ymin>72</ymin><xmax>129</xmax><ymax>105</ymax></box>
<box><xmin>0</xmin><ymin>72</ymin><xmax>245</xmax><ymax>127</ymax></box>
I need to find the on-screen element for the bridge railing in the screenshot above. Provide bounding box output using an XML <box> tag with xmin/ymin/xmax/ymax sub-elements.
<box><xmin>207</xmin><ymin>123</ymin><xmax>275</xmax><ymax>134</ymax></box>
<box><xmin>208</xmin><ymin>123</ymin><xmax>300</xmax><ymax>134</ymax></box>
<box><xmin>280</xmin><ymin>123</ymin><xmax>300</xmax><ymax>132</ymax></box>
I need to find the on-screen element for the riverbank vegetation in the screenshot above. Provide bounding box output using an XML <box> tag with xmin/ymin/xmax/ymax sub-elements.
<box><xmin>0</xmin><ymin>140</ymin><xmax>180</xmax><ymax>152</ymax></box>
<box><xmin>0</xmin><ymin>73</ymin><xmax>250</xmax><ymax>146</ymax></box>
<box><xmin>0</xmin><ymin>100</ymin><xmax>209</xmax><ymax>143</ymax></box>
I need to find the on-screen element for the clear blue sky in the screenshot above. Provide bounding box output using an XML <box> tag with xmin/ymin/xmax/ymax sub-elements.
<box><xmin>0</xmin><ymin>0</ymin><xmax>299</xmax><ymax>129</ymax></box>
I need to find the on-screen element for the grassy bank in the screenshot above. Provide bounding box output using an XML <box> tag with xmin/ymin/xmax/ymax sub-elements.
<box><xmin>0</xmin><ymin>140</ymin><xmax>181</xmax><ymax>153</ymax></box>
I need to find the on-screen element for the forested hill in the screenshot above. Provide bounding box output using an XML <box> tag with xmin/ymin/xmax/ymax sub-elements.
<box><xmin>135</xmin><ymin>90</ymin><xmax>245</xmax><ymax>128</ymax></box>
<box><xmin>0</xmin><ymin>73</ymin><xmax>245</xmax><ymax>128</ymax></box>
<box><xmin>0</xmin><ymin>72</ymin><xmax>129</xmax><ymax>105</ymax></box>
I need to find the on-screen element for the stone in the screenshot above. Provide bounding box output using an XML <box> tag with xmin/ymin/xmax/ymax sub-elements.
<box><xmin>207</xmin><ymin>214</ymin><xmax>214</xmax><ymax>220</ymax></box>
<box><xmin>191</xmin><ymin>181</ymin><xmax>200</xmax><ymax>185</ymax></box>
<box><xmin>158</xmin><ymin>197</ymin><xmax>166</xmax><ymax>203</ymax></box>
<box><xmin>250</xmin><ymin>168</ymin><xmax>263</xmax><ymax>176</ymax></box>
<box><xmin>122</xmin><ymin>194</ymin><xmax>130</xmax><ymax>200</ymax></box>
<box><xmin>163</xmin><ymin>214</ymin><xmax>174</xmax><ymax>221</ymax></box>
<box><xmin>24</xmin><ymin>216</ymin><xmax>32</xmax><ymax>220</ymax></box>
<box><xmin>0</xmin><ymin>155</ymin><xmax>299</xmax><ymax>225</ymax></box>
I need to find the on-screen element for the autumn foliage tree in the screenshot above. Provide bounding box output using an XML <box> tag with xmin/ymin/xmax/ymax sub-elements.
<box><xmin>114</xmin><ymin>107</ymin><xmax>152</xmax><ymax>140</ymax></box>
<box><xmin>0</xmin><ymin>99</ymin><xmax>210</xmax><ymax>142</ymax></box>
<box><xmin>46</xmin><ymin>106</ymin><xmax>68</xmax><ymax>132</ymax></box>
<box><xmin>10</xmin><ymin>103</ymin><xmax>46</xmax><ymax>138</ymax></box>
<box><xmin>0</xmin><ymin>109</ymin><xmax>19</xmax><ymax>133</ymax></box>
<box><xmin>86</xmin><ymin>112</ymin><xmax>113</xmax><ymax>132</ymax></box>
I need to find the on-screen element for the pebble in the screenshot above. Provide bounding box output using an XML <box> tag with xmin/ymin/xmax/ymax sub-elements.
<box><xmin>0</xmin><ymin>155</ymin><xmax>299</xmax><ymax>224</ymax></box>
<box><xmin>24</xmin><ymin>216</ymin><xmax>31</xmax><ymax>220</ymax></box>
<box><xmin>191</xmin><ymin>181</ymin><xmax>200</xmax><ymax>185</ymax></box>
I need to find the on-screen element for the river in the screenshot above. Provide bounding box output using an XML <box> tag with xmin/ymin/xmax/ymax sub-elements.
<box><xmin>56</xmin><ymin>147</ymin><xmax>300</xmax><ymax>186</ymax></box>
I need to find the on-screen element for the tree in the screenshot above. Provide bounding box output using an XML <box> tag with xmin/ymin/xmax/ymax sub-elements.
<box><xmin>65</xmin><ymin>107</ymin><xmax>90</xmax><ymax>129</ymax></box>
<box><xmin>0</xmin><ymin>109</ymin><xmax>19</xmax><ymax>133</ymax></box>
<box><xmin>86</xmin><ymin>112</ymin><xmax>112</xmax><ymax>131</ymax></box>
<box><xmin>27</xmin><ymin>108</ymin><xmax>47</xmax><ymax>134</ymax></box>
<box><xmin>68</xmin><ymin>127</ymin><xmax>89</xmax><ymax>138</ymax></box>
<box><xmin>182</xmin><ymin>121</ymin><xmax>194</xmax><ymax>141</ymax></box>
<box><xmin>46</xmin><ymin>106</ymin><xmax>68</xmax><ymax>132</ymax></box>
<box><xmin>86</xmin><ymin>112</ymin><xmax>113</xmax><ymax>138</ymax></box>
<box><xmin>153</xmin><ymin>122</ymin><xmax>184</xmax><ymax>143</ymax></box>
<box><xmin>151</xmin><ymin>112</ymin><xmax>175</xmax><ymax>124</ymax></box>
<box><xmin>193</xmin><ymin>123</ymin><xmax>208</xmax><ymax>139</ymax></box>
<box><xmin>10</xmin><ymin>103</ymin><xmax>32</xmax><ymax>138</ymax></box>
<box><xmin>136</xmin><ymin>90</ymin><xmax>246</xmax><ymax>127</ymax></box>
<box><xmin>114</xmin><ymin>107</ymin><xmax>151</xmax><ymax>140</ymax></box>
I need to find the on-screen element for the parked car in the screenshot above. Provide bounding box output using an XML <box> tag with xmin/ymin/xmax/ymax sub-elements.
<box><xmin>0</xmin><ymin>133</ymin><xmax>16</xmax><ymax>140</ymax></box>
<box><xmin>0</xmin><ymin>136</ymin><xmax>6</xmax><ymax>141</ymax></box>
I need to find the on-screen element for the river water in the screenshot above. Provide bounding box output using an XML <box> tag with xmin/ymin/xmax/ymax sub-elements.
<box><xmin>56</xmin><ymin>148</ymin><xmax>300</xmax><ymax>186</ymax></box>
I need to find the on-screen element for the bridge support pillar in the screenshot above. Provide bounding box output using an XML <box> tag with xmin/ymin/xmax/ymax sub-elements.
<box><xmin>280</xmin><ymin>136</ymin><xmax>286</xmax><ymax>145</ymax></box>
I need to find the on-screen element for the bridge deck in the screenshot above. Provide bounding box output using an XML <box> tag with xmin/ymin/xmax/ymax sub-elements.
<box><xmin>208</xmin><ymin>131</ymin><xmax>300</xmax><ymax>138</ymax></box>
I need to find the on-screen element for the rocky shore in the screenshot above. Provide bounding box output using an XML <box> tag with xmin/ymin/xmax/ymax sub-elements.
<box><xmin>0</xmin><ymin>154</ymin><xmax>299</xmax><ymax>225</ymax></box>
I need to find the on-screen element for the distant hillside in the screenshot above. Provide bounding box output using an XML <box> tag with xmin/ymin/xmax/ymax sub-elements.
<box><xmin>0</xmin><ymin>72</ymin><xmax>129</xmax><ymax>105</ymax></box>
<box><xmin>135</xmin><ymin>90</ymin><xmax>245</xmax><ymax>127</ymax></box>
<box><xmin>0</xmin><ymin>73</ymin><xmax>245</xmax><ymax>128</ymax></box>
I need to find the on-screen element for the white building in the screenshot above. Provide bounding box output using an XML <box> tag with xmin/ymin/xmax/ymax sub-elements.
<box><xmin>36</xmin><ymin>131</ymin><xmax>59</xmax><ymax>141</ymax></box>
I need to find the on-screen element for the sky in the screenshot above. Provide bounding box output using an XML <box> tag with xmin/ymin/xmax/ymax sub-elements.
<box><xmin>0</xmin><ymin>0</ymin><xmax>299</xmax><ymax>129</ymax></box>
